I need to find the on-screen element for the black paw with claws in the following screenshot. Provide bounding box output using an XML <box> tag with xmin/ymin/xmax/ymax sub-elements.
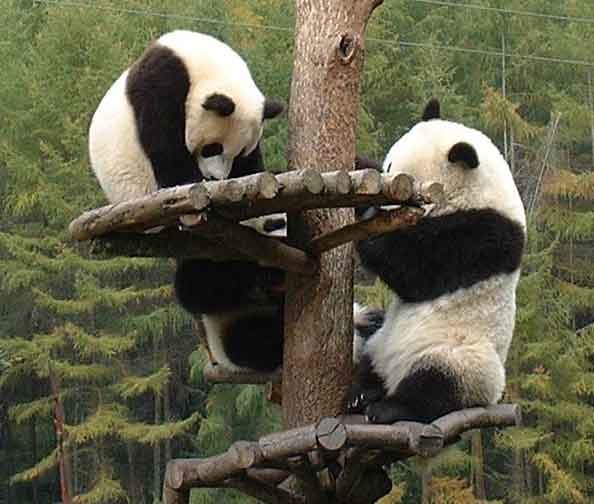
<box><xmin>346</xmin><ymin>382</ymin><xmax>384</xmax><ymax>414</ymax></box>
<box><xmin>364</xmin><ymin>397</ymin><xmax>417</xmax><ymax>424</ymax></box>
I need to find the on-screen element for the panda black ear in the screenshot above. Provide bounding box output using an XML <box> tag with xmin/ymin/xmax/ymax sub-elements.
<box><xmin>448</xmin><ymin>142</ymin><xmax>479</xmax><ymax>169</ymax></box>
<box><xmin>203</xmin><ymin>93</ymin><xmax>235</xmax><ymax>117</ymax></box>
<box><xmin>263</xmin><ymin>99</ymin><xmax>285</xmax><ymax>120</ymax></box>
<box><xmin>422</xmin><ymin>98</ymin><xmax>441</xmax><ymax>121</ymax></box>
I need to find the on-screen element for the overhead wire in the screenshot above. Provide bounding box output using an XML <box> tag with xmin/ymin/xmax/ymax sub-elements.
<box><xmin>33</xmin><ymin>0</ymin><xmax>594</xmax><ymax>67</ymax></box>
<box><xmin>403</xmin><ymin>0</ymin><xmax>594</xmax><ymax>25</ymax></box>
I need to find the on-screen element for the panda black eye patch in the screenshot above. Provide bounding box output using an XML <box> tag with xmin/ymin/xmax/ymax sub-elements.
<box><xmin>201</xmin><ymin>143</ymin><xmax>223</xmax><ymax>158</ymax></box>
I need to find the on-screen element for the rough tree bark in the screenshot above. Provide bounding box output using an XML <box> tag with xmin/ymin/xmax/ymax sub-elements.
<box><xmin>284</xmin><ymin>0</ymin><xmax>383</xmax><ymax>429</ymax></box>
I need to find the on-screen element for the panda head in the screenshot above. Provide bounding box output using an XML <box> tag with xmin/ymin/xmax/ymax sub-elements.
<box><xmin>158</xmin><ymin>31</ymin><xmax>284</xmax><ymax>181</ymax></box>
<box><xmin>383</xmin><ymin>99</ymin><xmax>526</xmax><ymax>227</ymax></box>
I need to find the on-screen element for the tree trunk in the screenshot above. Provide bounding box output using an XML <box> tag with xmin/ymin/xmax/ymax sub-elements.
<box><xmin>164</xmin><ymin>378</ymin><xmax>172</xmax><ymax>464</ymax></box>
<box><xmin>154</xmin><ymin>337</ymin><xmax>162</xmax><ymax>501</ymax></box>
<box><xmin>470</xmin><ymin>430</ymin><xmax>486</xmax><ymax>500</ymax></box>
<box><xmin>48</xmin><ymin>364</ymin><xmax>73</xmax><ymax>504</ymax></box>
<box><xmin>283</xmin><ymin>0</ymin><xmax>383</xmax><ymax>429</ymax></box>
<box><xmin>30</xmin><ymin>418</ymin><xmax>39</xmax><ymax>504</ymax></box>
<box><xmin>421</xmin><ymin>466</ymin><xmax>432</xmax><ymax>504</ymax></box>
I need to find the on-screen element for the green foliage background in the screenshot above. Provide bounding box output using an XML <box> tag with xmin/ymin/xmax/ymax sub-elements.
<box><xmin>1</xmin><ymin>0</ymin><xmax>594</xmax><ymax>503</ymax></box>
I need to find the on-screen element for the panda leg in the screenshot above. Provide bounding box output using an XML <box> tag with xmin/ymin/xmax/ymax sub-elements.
<box><xmin>174</xmin><ymin>259</ymin><xmax>261</xmax><ymax>314</ymax></box>
<box><xmin>222</xmin><ymin>306</ymin><xmax>284</xmax><ymax>372</ymax></box>
<box><xmin>365</xmin><ymin>359</ymin><xmax>464</xmax><ymax>424</ymax></box>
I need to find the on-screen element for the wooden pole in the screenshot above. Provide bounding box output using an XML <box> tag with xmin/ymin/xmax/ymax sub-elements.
<box><xmin>48</xmin><ymin>363</ymin><xmax>73</xmax><ymax>504</ymax></box>
<box><xmin>283</xmin><ymin>0</ymin><xmax>384</xmax><ymax>434</ymax></box>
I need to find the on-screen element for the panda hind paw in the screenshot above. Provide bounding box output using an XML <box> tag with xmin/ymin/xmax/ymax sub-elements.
<box><xmin>346</xmin><ymin>383</ymin><xmax>384</xmax><ymax>414</ymax></box>
<box><xmin>365</xmin><ymin>398</ymin><xmax>417</xmax><ymax>424</ymax></box>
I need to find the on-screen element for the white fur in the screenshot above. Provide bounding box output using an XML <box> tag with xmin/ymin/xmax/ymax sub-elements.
<box><xmin>89</xmin><ymin>71</ymin><xmax>157</xmax><ymax>203</ymax></box>
<box><xmin>353</xmin><ymin>302</ymin><xmax>378</xmax><ymax>364</ymax></box>
<box><xmin>383</xmin><ymin>119</ymin><xmax>526</xmax><ymax>227</ymax></box>
<box><xmin>89</xmin><ymin>30</ymin><xmax>267</xmax><ymax>204</ymax></box>
<box><xmin>366</xmin><ymin>118</ymin><xmax>526</xmax><ymax>406</ymax></box>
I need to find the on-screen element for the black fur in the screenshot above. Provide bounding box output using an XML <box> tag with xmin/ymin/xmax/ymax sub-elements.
<box><xmin>357</xmin><ymin>208</ymin><xmax>525</xmax><ymax>304</ymax></box>
<box><xmin>366</xmin><ymin>358</ymin><xmax>464</xmax><ymax>423</ymax></box>
<box><xmin>203</xmin><ymin>93</ymin><xmax>236</xmax><ymax>116</ymax></box>
<box><xmin>448</xmin><ymin>142</ymin><xmax>479</xmax><ymax>169</ymax></box>
<box><xmin>126</xmin><ymin>42</ymin><xmax>285</xmax><ymax>372</ymax></box>
<box><xmin>346</xmin><ymin>353</ymin><xmax>386</xmax><ymax>413</ymax></box>
<box><xmin>262</xmin><ymin>216</ymin><xmax>287</xmax><ymax>234</ymax></box>
<box><xmin>354</xmin><ymin>154</ymin><xmax>382</xmax><ymax>171</ymax></box>
<box><xmin>175</xmin><ymin>259</ymin><xmax>261</xmax><ymax>313</ymax></box>
<box><xmin>175</xmin><ymin>258</ymin><xmax>285</xmax><ymax>372</ymax></box>
<box><xmin>263</xmin><ymin>99</ymin><xmax>284</xmax><ymax>119</ymax></box>
<box><xmin>174</xmin><ymin>259</ymin><xmax>283</xmax><ymax>314</ymax></box>
<box><xmin>126</xmin><ymin>43</ymin><xmax>268</xmax><ymax>189</ymax></box>
<box><xmin>201</xmin><ymin>143</ymin><xmax>224</xmax><ymax>158</ymax></box>
<box><xmin>229</xmin><ymin>144</ymin><xmax>266</xmax><ymax>178</ymax></box>
<box><xmin>422</xmin><ymin>98</ymin><xmax>441</xmax><ymax>121</ymax></box>
<box><xmin>126</xmin><ymin>43</ymin><xmax>199</xmax><ymax>188</ymax></box>
<box><xmin>223</xmin><ymin>306</ymin><xmax>284</xmax><ymax>372</ymax></box>
<box><xmin>348</xmin><ymin>355</ymin><xmax>465</xmax><ymax>423</ymax></box>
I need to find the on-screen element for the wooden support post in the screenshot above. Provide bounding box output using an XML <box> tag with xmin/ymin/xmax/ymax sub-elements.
<box><xmin>283</xmin><ymin>0</ymin><xmax>384</xmax><ymax>438</ymax></box>
<box><xmin>284</xmin><ymin>1</ymin><xmax>383</xmax><ymax>500</ymax></box>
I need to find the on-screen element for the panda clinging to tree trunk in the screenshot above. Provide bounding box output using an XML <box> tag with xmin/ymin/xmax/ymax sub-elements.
<box><xmin>347</xmin><ymin>99</ymin><xmax>526</xmax><ymax>424</ymax></box>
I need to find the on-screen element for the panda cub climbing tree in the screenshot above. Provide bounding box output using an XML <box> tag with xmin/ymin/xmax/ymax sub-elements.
<box><xmin>348</xmin><ymin>99</ymin><xmax>526</xmax><ymax>424</ymax></box>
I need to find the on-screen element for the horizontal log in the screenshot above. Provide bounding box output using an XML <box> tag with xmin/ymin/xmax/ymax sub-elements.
<box><xmin>226</xmin><ymin>476</ymin><xmax>306</xmax><ymax>504</ymax></box>
<box><xmin>187</xmin><ymin>214</ymin><xmax>318</xmax><ymax>275</ymax></box>
<box><xmin>431</xmin><ymin>403</ymin><xmax>521</xmax><ymax>442</ymax></box>
<box><xmin>89</xmin><ymin>214</ymin><xmax>317</xmax><ymax>276</ymax></box>
<box><xmin>87</xmin><ymin>230</ymin><xmax>252</xmax><ymax>262</ymax></box>
<box><xmin>162</xmin><ymin>404</ymin><xmax>520</xmax><ymax>503</ymax></box>
<box><xmin>70</xmin><ymin>169</ymin><xmax>443</xmax><ymax>240</ymax></box>
<box><xmin>308</xmin><ymin>206</ymin><xmax>425</xmax><ymax>255</ymax></box>
<box><xmin>203</xmin><ymin>362</ymin><xmax>281</xmax><ymax>384</ymax></box>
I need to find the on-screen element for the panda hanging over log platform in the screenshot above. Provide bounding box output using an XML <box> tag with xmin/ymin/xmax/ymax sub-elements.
<box><xmin>347</xmin><ymin>99</ymin><xmax>526</xmax><ymax>424</ymax></box>
<box><xmin>89</xmin><ymin>29</ymin><xmax>284</xmax><ymax>200</ymax></box>
<box><xmin>88</xmin><ymin>30</ymin><xmax>288</xmax><ymax>369</ymax></box>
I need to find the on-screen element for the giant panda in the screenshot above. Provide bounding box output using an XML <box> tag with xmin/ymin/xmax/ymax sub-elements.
<box><xmin>88</xmin><ymin>29</ymin><xmax>284</xmax><ymax>203</ymax></box>
<box><xmin>88</xmin><ymin>30</ymin><xmax>287</xmax><ymax>371</ymax></box>
<box><xmin>347</xmin><ymin>99</ymin><xmax>526</xmax><ymax>424</ymax></box>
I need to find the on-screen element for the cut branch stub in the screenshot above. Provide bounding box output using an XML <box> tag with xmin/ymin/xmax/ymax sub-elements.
<box><xmin>323</xmin><ymin>170</ymin><xmax>352</xmax><ymax>195</ymax></box>
<box><xmin>383</xmin><ymin>173</ymin><xmax>414</xmax><ymax>201</ymax></box>
<box><xmin>316</xmin><ymin>417</ymin><xmax>347</xmax><ymax>451</ymax></box>
<box><xmin>188</xmin><ymin>184</ymin><xmax>210</xmax><ymax>210</ymax></box>
<box><xmin>351</xmin><ymin>169</ymin><xmax>382</xmax><ymax>194</ymax></box>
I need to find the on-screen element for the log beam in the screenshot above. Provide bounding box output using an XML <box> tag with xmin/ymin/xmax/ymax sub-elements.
<box><xmin>69</xmin><ymin>170</ymin><xmax>442</xmax><ymax>241</ymax></box>
<box><xmin>162</xmin><ymin>404</ymin><xmax>521</xmax><ymax>503</ymax></box>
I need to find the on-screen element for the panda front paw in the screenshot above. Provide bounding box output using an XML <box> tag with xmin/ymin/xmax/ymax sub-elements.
<box><xmin>346</xmin><ymin>382</ymin><xmax>384</xmax><ymax>414</ymax></box>
<box><xmin>364</xmin><ymin>397</ymin><xmax>416</xmax><ymax>424</ymax></box>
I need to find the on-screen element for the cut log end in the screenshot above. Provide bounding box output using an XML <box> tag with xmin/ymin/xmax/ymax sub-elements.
<box><xmin>384</xmin><ymin>173</ymin><xmax>414</xmax><ymax>201</ymax></box>
<box><xmin>301</xmin><ymin>169</ymin><xmax>325</xmax><ymax>194</ymax></box>
<box><xmin>189</xmin><ymin>184</ymin><xmax>210</xmax><ymax>210</ymax></box>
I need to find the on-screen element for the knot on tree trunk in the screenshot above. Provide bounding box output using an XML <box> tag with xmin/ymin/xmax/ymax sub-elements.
<box><xmin>337</xmin><ymin>32</ymin><xmax>359</xmax><ymax>64</ymax></box>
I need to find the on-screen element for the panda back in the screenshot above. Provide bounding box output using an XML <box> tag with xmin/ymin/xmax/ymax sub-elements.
<box><xmin>89</xmin><ymin>71</ymin><xmax>158</xmax><ymax>203</ymax></box>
